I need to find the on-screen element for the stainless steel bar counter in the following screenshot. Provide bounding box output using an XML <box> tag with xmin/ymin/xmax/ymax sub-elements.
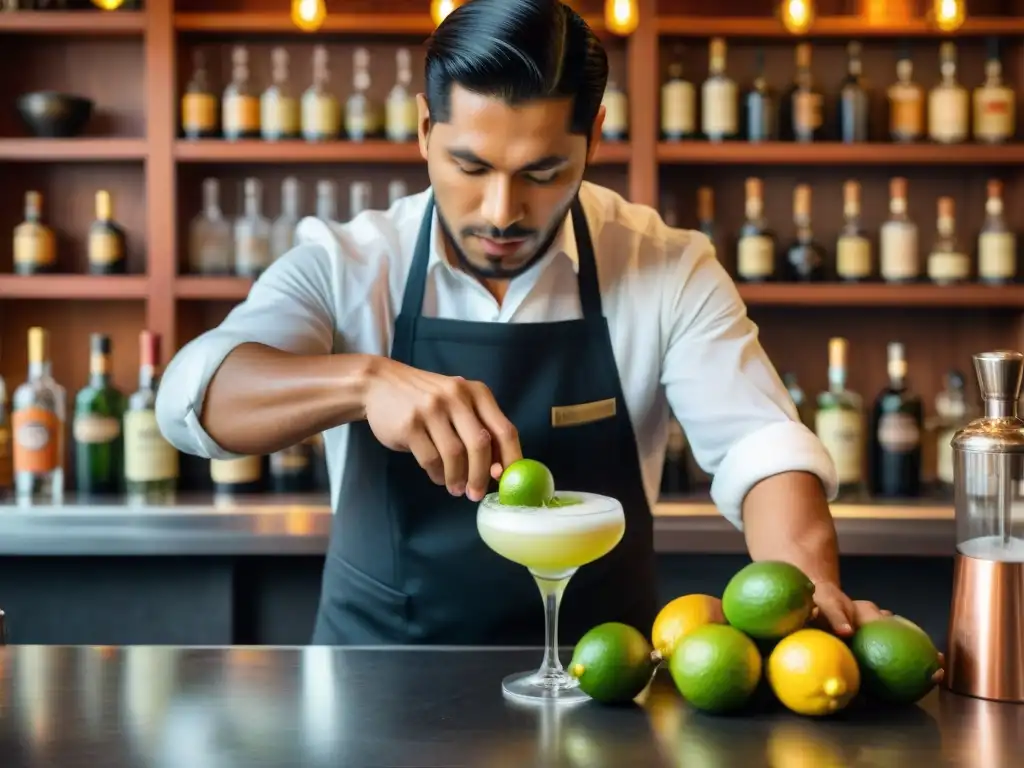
<box><xmin>0</xmin><ymin>645</ymin><xmax>1013</xmax><ymax>767</ymax></box>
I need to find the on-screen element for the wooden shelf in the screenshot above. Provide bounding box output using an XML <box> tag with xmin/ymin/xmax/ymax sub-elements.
<box><xmin>657</xmin><ymin>141</ymin><xmax>1024</xmax><ymax>165</ymax></box>
<box><xmin>0</xmin><ymin>10</ymin><xmax>145</xmax><ymax>35</ymax></box>
<box><xmin>737</xmin><ymin>283</ymin><xmax>1024</xmax><ymax>308</ymax></box>
<box><xmin>176</xmin><ymin>277</ymin><xmax>252</xmax><ymax>300</ymax></box>
<box><xmin>174</xmin><ymin>139</ymin><xmax>631</xmax><ymax>164</ymax></box>
<box><xmin>0</xmin><ymin>138</ymin><xmax>147</xmax><ymax>162</ymax></box>
<box><xmin>656</xmin><ymin>15</ymin><xmax>1024</xmax><ymax>38</ymax></box>
<box><xmin>0</xmin><ymin>275</ymin><xmax>149</xmax><ymax>300</ymax></box>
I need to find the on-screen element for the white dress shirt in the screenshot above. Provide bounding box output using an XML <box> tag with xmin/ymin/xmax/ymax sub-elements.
<box><xmin>156</xmin><ymin>181</ymin><xmax>837</xmax><ymax>528</ymax></box>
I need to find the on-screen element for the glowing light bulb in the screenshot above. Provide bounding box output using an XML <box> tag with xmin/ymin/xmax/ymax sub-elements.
<box><xmin>604</xmin><ymin>0</ymin><xmax>639</xmax><ymax>36</ymax></box>
<box><xmin>91</xmin><ymin>0</ymin><xmax>126</xmax><ymax>9</ymax></box>
<box><xmin>291</xmin><ymin>0</ymin><xmax>327</xmax><ymax>33</ymax></box>
<box><xmin>933</xmin><ymin>0</ymin><xmax>966</xmax><ymax>32</ymax></box>
<box><xmin>430</xmin><ymin>0</ymin><xmax>459</xmax><ymax>28</ymax></box>
<box><xmin>780</xmin><ymin>0</ymin><xmax>814</xmax><ymax>34</ymax></box>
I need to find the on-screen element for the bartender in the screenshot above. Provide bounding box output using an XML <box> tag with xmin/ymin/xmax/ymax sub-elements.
<box><xmin>156</xmin><ymin>0</ymin><xmax>886</xmax><ymax>645</ymax></box>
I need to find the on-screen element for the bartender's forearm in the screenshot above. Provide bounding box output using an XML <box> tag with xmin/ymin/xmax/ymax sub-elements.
<box><xmin>201</xmin><ymin>343</ymin><xmax>374</xmax><ymax>455</ymax></box>
<box><xmin>741</xmin><ymin>471</ymin><xmax>841</xmax><ymax>586</ymax></box>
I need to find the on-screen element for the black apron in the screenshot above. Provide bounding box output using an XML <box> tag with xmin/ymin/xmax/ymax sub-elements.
<box><xmin>312</xmin><ymin>195</ymin><xmax>658</xmax><ymax>645</ymax></box>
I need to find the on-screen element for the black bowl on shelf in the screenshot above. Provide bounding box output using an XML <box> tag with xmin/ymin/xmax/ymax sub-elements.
<box><xmin>16</xmin><ymin>92</ymin><xmax>94</xmax><ymax>138</ymax></box>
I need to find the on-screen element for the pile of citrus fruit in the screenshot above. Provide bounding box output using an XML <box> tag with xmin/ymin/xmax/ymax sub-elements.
<box><xmin>568</xmin><ymin>560</ymin><xmax>943</xmax><ymax>716</ymax></box>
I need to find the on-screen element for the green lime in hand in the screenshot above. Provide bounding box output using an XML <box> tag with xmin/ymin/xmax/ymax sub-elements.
<box><xmin>498</xmin><ymin>459</ymin><xmax>555</xmax><ymax>507</ymax></box>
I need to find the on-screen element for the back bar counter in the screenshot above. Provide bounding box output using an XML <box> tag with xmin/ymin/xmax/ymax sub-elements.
<box><xmin>0</xmin><ymin>496</ymin><xmax>956</xmax><ymax>648</ymax></box>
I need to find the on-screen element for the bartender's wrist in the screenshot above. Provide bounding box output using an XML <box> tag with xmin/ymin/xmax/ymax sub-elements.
<box><xmin>332</xmin><ymin>352</ymin><xmax>380</xmax><ymax>423</ymax></box>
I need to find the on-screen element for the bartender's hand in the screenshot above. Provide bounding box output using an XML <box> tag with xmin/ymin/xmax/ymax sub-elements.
<box><xmin>363</xmin><ymin>358</ymin><xmax>522</xmax><ymax>501</ymax></box>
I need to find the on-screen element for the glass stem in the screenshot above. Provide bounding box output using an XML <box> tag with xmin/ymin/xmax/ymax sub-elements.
<box><xmin>534</xmin><ymin>573</ymin><xmax>571</xmax><ymax>682</ymax></box>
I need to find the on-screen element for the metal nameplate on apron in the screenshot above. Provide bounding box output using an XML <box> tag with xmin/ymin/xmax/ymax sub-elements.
<box><xmin>551</xmin><ymin>398</ymin><xmax>617</xmax><ymax>428</ymax></box>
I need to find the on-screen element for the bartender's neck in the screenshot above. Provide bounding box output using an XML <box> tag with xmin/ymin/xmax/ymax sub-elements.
<box><xmin>441</xmin><ymin>236</ymin><xmax>511</xmax><ymax>305</ymax></box>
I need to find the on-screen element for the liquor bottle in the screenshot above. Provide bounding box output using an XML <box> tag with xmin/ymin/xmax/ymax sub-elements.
<box><xmin>660</xmin><ymin>192</ymin><xmax>679</xmax><ymax>228</ymax></box>
<box><xmin>316</xmin><ymin>180</ymin><xmax>338</xmax><ymax>221</ymax></box>
<box><xmin>601</xmin><ymin>80</ymin><xmax>629</xmax><ymax>141</ymax></box>
<box><xmin>0</xmin><ymin>360</ymin><xmax>11</xmax><ymax>497</ymax></box>
<box><xmin>222</xmin><ymin>45</ymin><xmax>260</xmax><ymax>141</ymax></box>
<box><xmin>386</xmin><ymin>48</ymin><xmax>419</xmax><ymax>143</ymax></box>
<box><xmin>388</xmin><ymin>180</ymin><xmax>408</xmax><ymax>207</ymax></box>
<box><xmin>349</xmin><ymin>181</ymin><xmax>372</xmax><ymax>220</ymax></box>
<box><xmin>744</xmin><ymin>48</ymin><xmax>776</xmax><ymax>142</ymax></box>
<box><xmin>234</xmin><ymin>178</ymin><xmax>271</xmax><ymax>279</ymax></box>
<box><xmin>977</xmin><ymin>179</ymin><xmax>1016</xmax><ymax>284</ymax></box>
<box><xmin>211</xmin><ymin>456</ymin><xmax>263</xmax><ymax>496</ymax></box>
<box><xmin>187</xmin><ymin>178</ymin><xmax>232</xmax><ymax>275</ymax></box>
<box><xmin>660</xmin><ymin>45</ymin><xmax>695</xmax><ymax>141</ymax></box>
<box><xmin>791</xmin><ymin>43</ymin><xmax>825</xmax><ymax>142</ymax></box>
<box><xmin>783</xmin><ymin>372</ymin><xmax>813</xmax><ymax>429</ymax></box>
<box><xmin>12</xmin><ymin>327</ymin><xmax>65</xmax><ymax>503</ymax></box>
<box><xmin>879</xmin><ymin>177</ymin><xmax>919</xmax><ymax>283</ymax></box>
<box><xmin>87</xmin><ymin>190</ymin><xmax>127</xmax><ymax>275</ymax></box>
<box><xmin>180</xmin><ymin>49</ymin><xmax>218</xmax><ymax>140</ymax></box>
<box><xmin>269</xmin><ymin>443</ymin><xmax>315</xmax><ymax>493</ymax></box>
<box><xmin>260</xmin><ymin>47</ymin><xmax>300</xmax><ymax>142</ymax></box>
<box><xmin>927</xmin><ymin>42</ymin><xmax>968</xmax><ymax>145</ymax></box>
<box><xmin>926</xmin><ymin>197</ymin><xmax>970</xmax><ymax>285</ymax></box>
<box><xmin>836</xmin><ymin>180</ymin><xmax>871</xmax><ymax>282</ymax></box>
<box><xmin>302</xmin><ymin>45</ymin><xmax>341</xmax><ymax>143</ymax></box>
<box><xmin>736</xmin><ymin>178</ymin><xmax>775</xmax><ymax>282</ymax></box>
<box><xmin>815</xmin><ymin>338</ymin><xmax>864</xmax><ymax>498</ymax></box>
<box><xmin>972</xmin><ymin>38</ymin><xmax>1015</xmax><ymax>144</ymax></box>
<box><xmin>346</xmin><ymin>47</ymin><xmax>381</xmax><ymax>141</ymax></box>
<box><xmin>73</xmin><ymin>333</ymin><xmax>126</xmax><ymax>497</ymax></box>
<box><xmin>697</xmin><ymin>187</ymin><xmax>715</xmax><ymax>246</ymax></box>
<box><xmin>783</xmin><ymin>184</ymin><xmax>825</xmax><ymax>281</ymax></box>
<box><xmin>837</xmin><ymin>41</ymin><xmax>869</xmax><ymax>143</ymax></box>
<box><xmin>660</xmin><ymin>417</ymin><xmax>691</xmax><ymax>496</ymax></box>
<box><xmin>124</xmin><ymin>331</ymin><xmax>178</xmax><ymax>505</ymax></box>
<box><xmin>870</xmin><ymin>342</ymin><xmax>923</xmax><ymax>498</ymax></box>
<box><xmin>270</xmin><ymin>177</ymin><xmax>301</xmax><ymax>262</ymax></box>
<box><xmin>701</xmin><ymin>38</ymin><xmax>737</xmax><ymax>142</ymax></box>
<box><xmin>12</xmin><ymin>191</ymin><xmax>56</xmax><ymax>275</ymax></box>
<box><xmin>888</xmin><ymin>49</ymin><xmax>923</xmax><ymax>143</ymax></box>
<box><xmin>932</xmin><ymin>370</ymin><xmax>970</xmax><ymax>492</ymax></box>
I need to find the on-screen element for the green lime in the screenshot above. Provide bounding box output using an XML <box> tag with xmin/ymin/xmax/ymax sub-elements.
<box><xmin>722</xmin><ymin>561</ymin><xmax>816</xmax><ymax>640</ymax></box>
<box><xmin>850</xmin><ymin>617</ymin><xmax>941</xmax><ymax>704</ymax></box>
<box><xmin>545</xmin><ymin>494</ymin><xmax>582</xmax><ymax>508</ymax></box>
<box><xmin>569</xmin><ymin>623</ymin><xmax>659</xmax><ymax>705</ymax></box>
<box><xmin>669</xmin><ymin>623</ymin><xmax>762</xmax><ymax>714</ymax></box>
<box><xmin>498</xmin><ymin>459</ymin><xmax>555</xmax><ymax>507</ymax></box>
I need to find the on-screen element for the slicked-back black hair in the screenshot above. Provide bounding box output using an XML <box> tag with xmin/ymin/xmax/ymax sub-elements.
<box><xmin>424</xmin><ymin>0</ymin><xmax>609</xmax><ymax>137</ymax></box>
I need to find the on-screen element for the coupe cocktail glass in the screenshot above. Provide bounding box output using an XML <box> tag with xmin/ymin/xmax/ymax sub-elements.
<box><xmin>477</xmin><ymin>491</ymin><xmax>626</xmax><ymax>704</ymax></box>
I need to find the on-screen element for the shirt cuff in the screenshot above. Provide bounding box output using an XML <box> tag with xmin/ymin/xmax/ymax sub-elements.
<box><xmin>709</xmin><ymin>420</ymin><xmax>838</xmax><ymax>530</ymax></box>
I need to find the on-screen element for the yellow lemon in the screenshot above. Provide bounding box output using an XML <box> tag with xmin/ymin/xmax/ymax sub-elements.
<box><xmin>767</xmin><ymin>629</ymin><xmax>860</xmax><ymax>717</ymax></box>
<box><xmin>651</xmin><ymin>594</ymin><xmax>725</xmax><ymax>659</ymax></box>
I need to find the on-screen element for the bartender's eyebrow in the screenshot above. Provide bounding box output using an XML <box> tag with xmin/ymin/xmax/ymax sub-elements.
<box><xmin>447</xmin><ymin>148</ymin><xmax>569</xmax><ymax>173</ymax></box>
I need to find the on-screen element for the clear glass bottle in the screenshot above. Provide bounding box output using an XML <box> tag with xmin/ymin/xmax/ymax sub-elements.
<box><xmin>660</xmin><ymin>44</ymin><xmax>695</xmax><ymax>141</ymax></box>
<box><xmin>932</xmin><ymin>369</ymin><xmax>971</xmax><ymax>493</ymax></box>
<box><xmin>261</xmin><ymin>47</ymin><xmax>301</xmax><ymax>141</ymax></box>
<box><xmin>12</xmin><ymin>327</ymin><xmax>65</xmax><ymax>504</ymax></box>
<box><xmin>791</xmin><ymin>43</ymin><xmax>825</xmax><ymax>142</ymax></box>
<box><xmin>346</xmin><ymin>47</ymin><xmax>381</xmax><ymax>141</ymax></box>
<box><xmin>388</xmin><ymin>179</ymin><xmax>409</xmax><ymax>207</ymax></box>
<box><xmin>234</xmin><ymin>178</ymin><xmax>271</xmax><ymax>279</ymax></box>
<box><xmin>386</xmin><ymin>48</ymin><xmax>419</xmax><ymax>143</ymax></box>
<box><xmin>815</xmin><ymin>337</ymin><xmax>865</xmax><ymax>499</ymax></box>
<box><xmin>838</xmin><ymin>41</ymin><xmax>869</xmax><ymax>143</ymax></box>
<box><xmin>88</xmin><ymin>190</ymin><xmax>127</xmax><ymax>275</ymax></box>
<box><xmin>316</xmin><ymin>180</ymin><xmax>338</xmax><ymax>221</ymax></box>
<box><xmin>870</xmin><ymin>342</ymin><xmax>923</xmax><ymax>499</ymax></box>
<box><xmin>879</xmin><ymin>177</ymin><xmax>919</xmax><ymax>283</ymax></box>
<box><xmin>349</xmin><ymin>181</ymin><xmax>372</xmax><ymax>220</ymax></box>
<box><xmin>188</xmin><ymin>178</ymin><xmax>232</xmax><ymax>275</ymax></box>
<box><xmin>836</xmin><ymin>180</ymin><xmax>871</xmax><ymax>282</ymax></box>
<box><xmin>735</xmin><ymin>177</ymin><xmax>775</xmax><ymax>282</ymax></box>
<box><xmin>302</xmin><ymin>45</ymin><xmax>341</xmax><ymax>142</ymax></box>
<box><xmin>601</xmin><ymin>80</ymin><xmax>629</xmax><ymax>141</ymax></box>
<box><xmin>702</xmin><ymin>37</ymin><xmax>737</xmax><ymax>142</ymax></box>
<box><xmin>745</xmin><ymin>48</ymin><xmax>776</xmax><ymax>142</ymax></box>
<box><xmin>222</xmin><ymin>45</ymin><xmax>260</xmax><ymax>141</ymax></box>
<box><xmin>124</xmin><ymin>331</ymin><xmax>178</xmax><ymax>506</ymax></box>
<box><xmin>783</xmin><ymin>184</ymin><xmax>826</xmax><ymax>281</ymax></box>
<box><xmin>978</xmin><ymin>179</ymin><xmax>1016</xmax><ymax>284</ymax></box>
<box><xmin>888</xmin><ymin>51</ymin><xmax>923</xmax><ymax>143</ymax></box>
<box><xmin>13</xmin><ymin>191</ymin><xmax>56</xmax><ymax>275</ymax></box>
<box><xmin>928</xmin><ymin>42</ymin><xmax>968</xmax><ymax>144</ymax></box>
<box><xmin>181</xmin><ymin>48</ymin><xmax>218</xmax><ymax>139</ymax></box>
<box><xmin>973</xmin><ymin>38</ymin><xmax>1015</xmax><ymax>144</ymax></box>
<box><xmin>270</xmin><ymin>177</ymin><xmax>302</xmax><ymax>262</ymax></box>
<box><xmin>927</xmin><ymin>196</ymin><xmax>970</xmax><ymax>285</ymax></box>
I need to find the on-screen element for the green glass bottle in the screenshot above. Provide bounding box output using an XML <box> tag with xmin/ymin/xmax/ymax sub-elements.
<box><xmin>73</xmin><ymin>334</ymin><xmax>126</xmax><ymax>497</ymax></box>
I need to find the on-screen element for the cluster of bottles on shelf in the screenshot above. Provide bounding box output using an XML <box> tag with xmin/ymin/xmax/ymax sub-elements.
<box><xmin>0</xmin><ymin>1</ymin><xmax>141</xmax><ymax>9</ymax></box>
<box><xmin>655</xmin><ymin>39</ymin><xmax>1015</xmax><ymax>145</ymax></box>
<box><xmin>670</xmin><ymin>177</ymin><xmax>1017</xmax><ymax>284</ymax></box>
<box><xmin>181</xmin><ymin>44</ymin><xmax>420</xmax><ymax>144</ymax></box>
<box><xmin>0</xmin><ymin>329</ymin><xmax>330</xmax><ymax>504</ymax></box>
<box><xmin>11</xmin><ymin>190</ymin><xmax>128</xmax><ymax>276</ymax></box>
<box><xmin>187</xmin><ymin>176</ymin><xmax>417</xmax><ymax>278</ymax></box>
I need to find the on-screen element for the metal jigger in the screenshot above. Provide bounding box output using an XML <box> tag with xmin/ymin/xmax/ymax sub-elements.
<box><xmin>946</xmin><ymin>351</ymin><xmax>1024</xmax><ymax>702</ymax></box>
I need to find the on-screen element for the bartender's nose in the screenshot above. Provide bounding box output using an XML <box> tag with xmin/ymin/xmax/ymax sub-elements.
<box><xmin>481</xmin><ymin>175</ymin><xmax>524</xmax><ymax>232</ymax></box>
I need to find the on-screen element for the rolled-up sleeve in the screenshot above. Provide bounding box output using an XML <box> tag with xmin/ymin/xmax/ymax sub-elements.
<box><xmin>156</xmin><ymin>243</ymin><xmax>338</xmax><ymax>459</ymax></box>
<box><xmin>660</xmin><ymin>234</ymin><xmax>837</xmax><ymax>529</ymax></box>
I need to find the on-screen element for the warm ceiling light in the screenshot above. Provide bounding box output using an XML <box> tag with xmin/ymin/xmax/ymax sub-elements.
<box><xmin>604</xmin><ymin>0</ymin><xmax>639</xmax><ymax>36</ymax></box>
<box><xmin>780</xmin><ymin>0</ymin><xmax>814</xmax><ymax>34</ymax></box>
<box><xmin>292</xmin><ymin>0</ymin><xmax>327</xmax><ymax>32</ymax></box>
<box><xmin>91</xmin><ymin>0</ymin><xmax>126</xmax><ymax>9</ymax></box>
<box><xmin>431</xmin><ymin>0</ymin><xmax>459</xmax><ymax>28</ymax></box>
<box><xmin>933</xmin><ymin>0</ymin><xmax>966</xmax><ymax>32</ymax></box>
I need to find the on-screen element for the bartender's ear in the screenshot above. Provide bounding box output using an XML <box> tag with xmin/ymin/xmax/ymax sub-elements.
<box><xmin>586</xmin><ymin>105</ymin><xmax>605</xmax><ymax>166</ymax></box>
<box><xmin>417</xmin><ymin>94</ymin><xmax>431</xmax><ymax>162</ymax></box>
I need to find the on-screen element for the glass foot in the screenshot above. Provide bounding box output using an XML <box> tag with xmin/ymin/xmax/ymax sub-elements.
<box><xmin>501</xmin><ymin>669</ymin><xmax>591</xmax><ymax>704</ymax></box>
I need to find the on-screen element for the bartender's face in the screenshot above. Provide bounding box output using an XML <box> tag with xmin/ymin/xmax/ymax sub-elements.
<box><xmin>418</xmin><ymin>85</ymin><xmax>603</xmax><ymax>279</ymax></box>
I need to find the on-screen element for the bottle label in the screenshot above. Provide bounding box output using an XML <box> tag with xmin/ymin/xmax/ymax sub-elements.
<box><xmin>836</xmin><ymin>235</ymin><xmax>871</xmax><ymax>278</ymax></box>
<box><xmin>182</xmin><ymin>92</ymin><xmax>218</xmax><ymax>133</ymax></box>
<box><xmin>928</xmin><ymin>90</ymin><xmax>968</xmax><ymax>142</ymax></box>
<box><xmin>879</xmin><ymin>224</ymin><xmax>918</xmax><ymax>280</ymax></box>
<box><xmin>737</xmin><ymin>235</ymin><xmax>774</xmax><ymax>278</ymax></box>
<box><xmin>385</xmin><ymin>97</ymin><xmax>419</xmax><ymax>142</ymax></box>
<box><xmin>815</xmin><ymin>409</ymin><xmax>863</xmax><ymax>484</ymax></box>
<box><xmin>937</xmin><ymin>426</ymin><xmax>957</xmax><ymax>485</ymax></box>
<box><xmin>211</xmin><ymin>456</ymin><xmax>261</xmax><ymax>485</ymax></box>
<box><xmin>701</xmin><ymin>80</ymin><xmax>737</xmax><ymax>136</ymax></box>
<box><xmin>73</xmin><ymin>415</ymin><xmax>122</xmax><ymax>445</ymax></box>
<box><xmin>794</xmin><ymin>91</ymin><xmax>823</xmax><ymax>133</ymax></box>
<box><xmin>261</xmin><ymin>96</ymin><xmax>300</xmax><ymax>138</ymax></box>
<box><xmin>973</xmin><ymin>91</ymin><xmax>1014</xmax><ymax>142</ymax></box>
<box><xmin>88</xmin><ymin>231</ymin><xmax>122</xmax><ymax>266</ymax></box>
<box><xmin>271</xmin><ymin>446</ymin><xmax>310</xmax><ymax>474</ymax></box>
<box><xmin>877</xmin><ymin>412</ymin><xmax>920</xmax><ymax>453</ymax></box>
<box><xmin>979</xmin><ymin>232</ymin><xmax>1016</xmax><ymax>280</ymax></box>
<box><xmin>889</xmin><ymin>89</ymin><xmax>923</xmax><ymax>137</ymax></box>
<box><xmin>223</xmin><ymin>95</ymin><xmax>260</xmax><ymax>136</ymax></box>
<box><xmin>346</xmin><ymin>104</ymin><xmax>381</xmax><ymax>139</ymax></box>
<box><xmin>661</xmin><ymin>80</ymin><xmax>695</xmax><ymax>137</ymax></box>
<box><xmin>927</xmin><ymin>251</ymin><xmax>969</xmax><ymax>282</ymax></box>
<box><xmin>12</xmin><ymin>406</ymin><xmax>61</xmax><ymax>474</ymax></box>
<box><xmin>302</xmin><ymin>94</ymin><xmax>341</xmax><ymax>138</ymax></box>
<box><xmin>124</xmin><ymin>410</ymin><xmax>179</xmax><ymax>482</ymax></box>
<box><xmin>14</xmin><ymin>228</ymin><xmax>55</xmax><ymax>268</ymax></box>
<box><xmin>236</xmin><ymin>236</ymin><xmax>271</xmax><ymax>272</ymax></box>
<box><xmin>602</xmin><ymin>92</ymin><xmax>628</xmax><ymax>136</ymax></box>
<box><xmin>0</xmin><ymin>425</ymin><xmax>11</xmax><ymax>488</ymax></box>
